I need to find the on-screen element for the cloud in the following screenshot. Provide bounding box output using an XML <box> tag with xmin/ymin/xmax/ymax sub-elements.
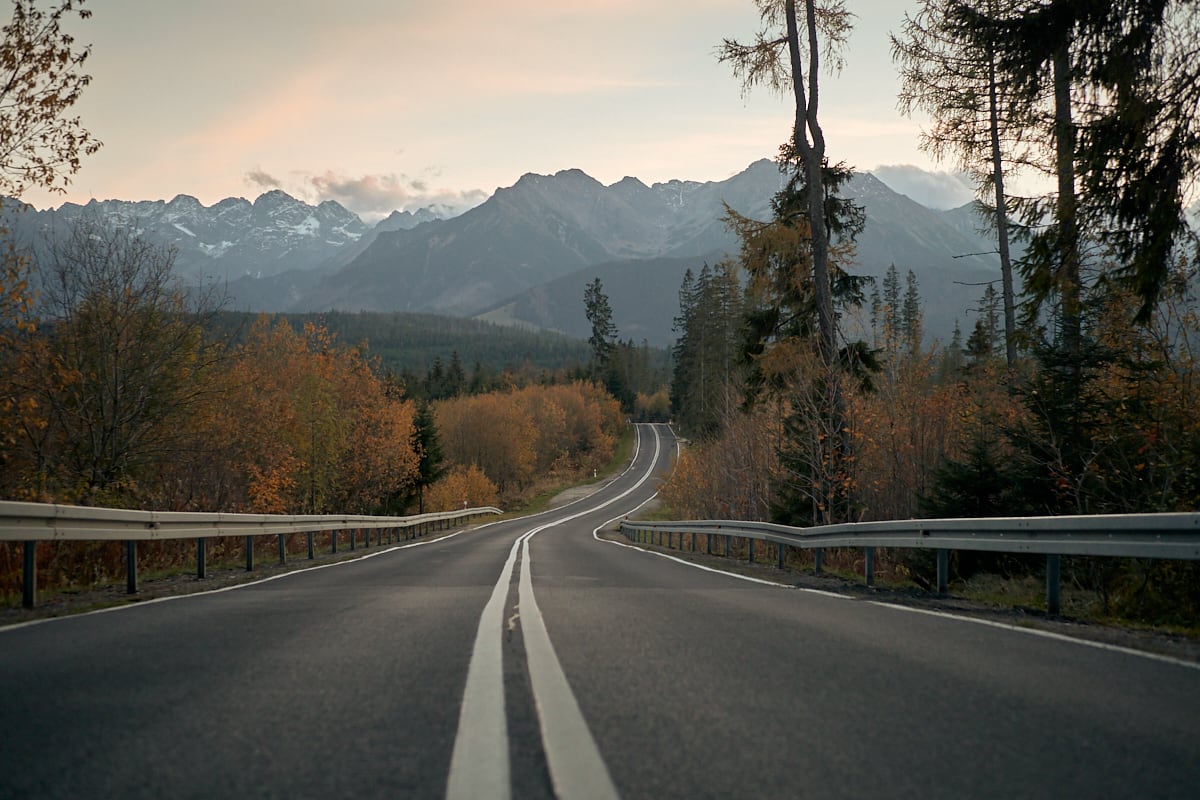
<box><xmin>244</xmin><ymin>168</ymin><xmax>282</xmax><ymax>190</ymax></box>
<box><xmin>871</xmin><ymin>164</ymin><xmax>976</xmax><ymax>210</ymax></box>
<box><xmin>300</xmin><ymin>170</ymin><xmax>488</xmax><ymax>221</ymax></box>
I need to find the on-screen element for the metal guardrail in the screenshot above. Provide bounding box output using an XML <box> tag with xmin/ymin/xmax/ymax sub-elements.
<box><xmin>1</xmin><ymin>501</ymin><xmax>503</xmax><ymax>609</ymax></box>
<box><xmin>619</xmin><ymin>514</ymin><xmax>1200</xmax><ymax>614</ymax></box>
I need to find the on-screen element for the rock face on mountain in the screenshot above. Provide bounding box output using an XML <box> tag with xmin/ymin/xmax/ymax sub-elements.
<box><xmin>475</xmin><ymin>169</ymin><xmax>1007</xmax><ymax>346</ymax></box>
<box><xmin>294</xmin><ymin>161</ymin><xmax>782</xmax><ymax>315</ymax></box>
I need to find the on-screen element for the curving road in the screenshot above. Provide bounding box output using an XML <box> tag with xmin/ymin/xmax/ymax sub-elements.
<box><xmin>1</xmin><ymin>423</ymin><xmax>1198</xmax><ymax>798</ymax></box>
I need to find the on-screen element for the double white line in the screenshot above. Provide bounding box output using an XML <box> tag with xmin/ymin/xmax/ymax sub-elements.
<box><xmin>446</xmin><ymin>426</ymin><xmax>662</xmax><ymax>800</ymax></box>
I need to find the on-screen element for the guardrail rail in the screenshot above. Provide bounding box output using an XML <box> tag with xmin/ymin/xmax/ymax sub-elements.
<box><xmin>1</xmin><ymin>502</ymin><xmax>502</xmax><ymax>609</ymax></box>
<box><xmin>619</xmin><ymin>513</ymin><xmax>1200</xmax><ymax>614</ymax></box>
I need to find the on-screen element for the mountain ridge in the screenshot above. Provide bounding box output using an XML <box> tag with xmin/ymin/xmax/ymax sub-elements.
<box><xmin>6</xmin><ymin>162</ymin><xmax>1008</xmax><ymax>345</ymax></box>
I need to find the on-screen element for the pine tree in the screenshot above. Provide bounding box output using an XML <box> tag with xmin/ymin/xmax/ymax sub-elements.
<box><xmin>901</xmin><ymin>269</ymin><xmax>923</xmax><ymax>357</ymax></box>
<box><xmin>409</xmin><ymin>401</ymin><xmax>444</xmax><ymax>514</ymax></box>
<box><xmin>583</xmin><ymin>277</ymin><xmax>617</xmax><ymax>369</ymax></box>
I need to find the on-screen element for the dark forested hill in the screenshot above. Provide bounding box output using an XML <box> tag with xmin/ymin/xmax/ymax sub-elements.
<box><xmin>206</xmin><ymin>311</ymin><xmax>593</xmax><ymax>375</ymax></box>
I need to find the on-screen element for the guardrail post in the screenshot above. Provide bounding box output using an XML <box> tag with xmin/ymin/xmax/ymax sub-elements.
<box><xmin>814</xmin><ymin>548</ymin><xmax>823</xmax><ymax>574</ymax></box>
<box><xmin>197</xmin><ymin>538</ymin><xmax>207</xmax><ymax>579</ymax></box>
<box><xmin>278</xmin><ymin>533</ymin><xmax>286</xmax><ymax>565</ymax></box>
<box><xmin>747</xmin><ymin>538</ymin><xmax>755</xmax><ymax>564</ymax></box>
<box><xmin>350</xmin><ymin>528</ymin><xmax>356</xmax><ymax>551</ymax></box>
<box><xmin>725</xmin><ymin>535</ymin><xmax>732</xmax><ymax>557</ymax></box>
<box><xmin>307</xmin><ymin>531</ymin><xmax>315</xmax><ymax>560</ymax></box>
<box><xmin>936</xmin><ymin>549</ymin><xmax>949</xmax><ymax>594</ymax></box>
<box><xmin>246</xmin><ymin>535</ymin><xmax>254</xmax><ymax>571</ymax></box>
<box><xmin>1046</xmin><ymin>554</ymin><xmax>1061</xmax><ymax>615</ymax></box>
<box><xmin>777</xmin><ymin>543</ymin><xmax>785</xmax><ymax>569</ymax></box>
<box><xmin>331</xmin><ymin>529</ymin><xmax>337</xmax><ymax>554</ymax></box>
<box><xmin>706</xmin><ymin>534</ymin><xmax>711</xmax><ymax>555</ymax></box>
<box><xmin>23</xmin><ymin>540</ymin><xmax>36</xmax><ymax>609</ymax></box>
<box><xmin>126</xmin><ymin>541</ymin><xmax>138</xmax><ymax>594</ymax></box>
<box><xmin>864</xmin><ymin>547</ymin><xmax>875</xmax><ymax>587</ymax></box>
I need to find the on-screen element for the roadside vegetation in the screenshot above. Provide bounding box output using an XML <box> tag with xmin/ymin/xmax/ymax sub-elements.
<box><xmin>659</xmin><ymin>0</ymin><xmax>1200</xmax><ymax>634</ymax></box>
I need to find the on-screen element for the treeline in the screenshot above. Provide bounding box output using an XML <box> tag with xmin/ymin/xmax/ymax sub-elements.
<box><xmin>209</xmin><ymin>310</ymin><xmax>594</xmax><ymax>381</ymax></box>
<box><xmin>581</xmin><ymin>277</ymin><xmax>672</xmax><ymax>421</ymax></box>
<box><xmin>434</xmin><ymin>381</ymin><xmax>625</xmax><ymax>505</ymax></box>
<box><xmin>0</xmin><ymin>219</ymin><xmax>625</xmax><ymax>600</ymax></box>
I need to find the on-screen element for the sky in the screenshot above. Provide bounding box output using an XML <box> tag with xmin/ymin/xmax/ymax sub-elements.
<box><xmin>21</xmin><ymin>0</ymin><xmax>981</xmax><ymax>220</ymax></box>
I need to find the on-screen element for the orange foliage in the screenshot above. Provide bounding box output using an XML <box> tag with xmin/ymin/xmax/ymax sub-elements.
<box><xmin>212</xmin><ymin>316</ymin><xmax>420</xmax><ymax>514</ymax></box>
<box><xmin>435</xmin><ymin>381</ymin><xmax>623</xmax><ymax>499</ymax></box>
<box><xmin>426</xmin><ymin>463</ymin><xmax>499</xmax><ymax>512</ymax></box>
<box><xmin>660</xmin><ymin>404</ymin><xmax>780</xmax><ymax>521</ymax></box>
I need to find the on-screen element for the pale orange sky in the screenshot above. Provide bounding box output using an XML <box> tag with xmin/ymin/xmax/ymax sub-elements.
<box><xmin>22</xmin><ymin>0</ymin><xmax>961</xmax><ymax>219</ymax></box>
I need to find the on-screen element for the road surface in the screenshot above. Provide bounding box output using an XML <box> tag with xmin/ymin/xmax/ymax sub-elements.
<box><xmin>2</xmin><ymin>423</ymin><xmax>1198</xmax><ymax>798</ymax></box>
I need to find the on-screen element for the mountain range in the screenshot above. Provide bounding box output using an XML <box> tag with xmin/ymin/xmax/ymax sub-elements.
<box><xmin>8</xmin><ymin>161</ymin><xmax>1016</xmax><ymax>346</ymax></box>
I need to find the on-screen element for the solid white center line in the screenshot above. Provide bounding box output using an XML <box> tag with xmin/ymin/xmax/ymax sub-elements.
<box><xmin>445</xmin><ymin>425</ymin><xmax>662</xmax><ymax>799</ymax></box>
<box><xmin>445</xmin><ymin>534</ymin><xmax>521</xmax><ymax>800</ymax></box>
<box><xmin>519</xmin><ymin>535</ymin><xmax>620</xmax><ymax>800</ymax></box>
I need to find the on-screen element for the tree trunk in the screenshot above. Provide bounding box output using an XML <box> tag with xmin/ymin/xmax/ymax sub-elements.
<box><xmin>785</xmin><ymin>0</ymin><xmax>835</xmax><ymax>366</ymax></box>
<box><xmin>987</xmin><ymin>38</ymin><xmax>1017</xmax><ymax>370</ymax></box>
<box><xmin>1053</xmin><ymin>42</ymin><xmax>1081</xmax><ymax>367</ymax></box>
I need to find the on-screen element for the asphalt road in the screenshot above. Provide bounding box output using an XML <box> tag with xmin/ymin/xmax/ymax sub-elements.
<box><xmin>2</xmin><ymin>423</ymin><xmax>1198</xmax><ymax>798</ymax></box>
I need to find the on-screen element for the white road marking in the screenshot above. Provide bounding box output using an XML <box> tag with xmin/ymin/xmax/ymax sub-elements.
<box><xmin>446</xmin><ymin>423</ymin><xmax>664</xmax><ymax>800</ymax></box>
<box><xmin>594</xmin><ymin>494</ymin><xmax>1199</xmax><ymax>671</ymax></box>
<box><xmin>0</xmin><ymin>528</ymin><xmax>472</xmax><ymax>634</ymax></box>
<box><xmin>445</xmin><ymin>534</ymin><xmax>522</xmax><ymax>800</ymax></box>
<box><xmin>866</xmin><ymin>601</ymin><xmax>1200</xmax><ymax>671</ymax></box>
<box><xmin>519</xmin><ymin>536</ymin><xmax>620</xmax><ymax>800</ymax></box>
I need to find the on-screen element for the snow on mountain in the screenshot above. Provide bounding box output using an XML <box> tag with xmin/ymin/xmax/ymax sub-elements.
<box><xmin>15</xmin><ymin>192</ymin><xmax>457</xmax><ymax>283</ymax></box>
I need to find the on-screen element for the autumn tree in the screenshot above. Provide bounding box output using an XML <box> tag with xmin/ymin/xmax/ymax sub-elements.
<box><xmin>720</xmin><ymin>0</ymin><xmax>853</xmax><ymax>366</ymax></box>
<box><xmin>4</xmin><ymin>217</ymin><xmax>224</xmax><ymax>503</ymax></box>
<box><xmin>220</xmin><ymin>317</ymin><xmax>419</xmax><ymax>515</ymax></box>
<box><xmin>0</xmin><ymin>0</ymin><xmax>101</xmax><ymax>198</ymax></box>
<box><xmin>434</xmin><ymin>382</ymin><xmax>622</xmax><ymax>502</ymax></box>
<box><xmin>426</xmin><ymin>464</ymin><xmax>498</xmax><ymax>513</ymax></box>
<box><xmin>720</xmin><ymin>2</ymin><xmax>868</xmax><ymax>526</ymax></box>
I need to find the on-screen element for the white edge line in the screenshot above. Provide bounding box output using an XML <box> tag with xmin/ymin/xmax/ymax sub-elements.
<box><xmin>866</xmin><ymin>600</ymin><xmax>1200</xmax><ymax>672</ymax></box>
<box><xmin>1</xmin><ymin>527</ymin><xmax>473</xmax><ymax>634</ymax></box>
<box><xmin>591</xmin><ymin>490</ymin><xmax>1196</xmax><ymax>670</ymax></box>
<box><xmin>2</xmin><ymin>423</ymin><xmax>649</xmax><ymax>636</ymax></box>
<box><xmin>591</xmin><ymin>498</ymin><xmax>797</xmax><ymax>591</ymax></box>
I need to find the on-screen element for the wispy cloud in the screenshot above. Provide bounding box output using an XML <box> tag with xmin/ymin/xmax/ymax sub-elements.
<box><xmin>244</xmin><ymin>168</ymin><xmax>281</xmax><ymax>190</ymax></box>
<box><xmin>872</xmin><ymin>164</ymin><xmax>976</xmax><ymax>210</ymax></box>
<box><xmin>263</xmin><ymin>170</ymin><xmax>489</xmax><ymax>221</ymax></box>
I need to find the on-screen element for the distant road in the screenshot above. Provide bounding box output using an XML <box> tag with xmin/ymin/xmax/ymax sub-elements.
<box><xmin>2</xmin><ymin>423</ymin><xmax>1198</xmax><ymax>798</ymax></box>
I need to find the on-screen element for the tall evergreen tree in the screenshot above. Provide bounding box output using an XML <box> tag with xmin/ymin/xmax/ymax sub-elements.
<box><xmin>670</xmin><ymin>263</ymin><xmax>746</xmax><ymax>437</ymax></box>
<box><xmin>893</xmin><ymin>0</ymin><xmax>1026</xmax><ymax>368</ymax></box>
<box><xmin>408</xmin><ymin>401</ymin><xmax>444</xmax><ymax>515</ymax></box>
<box><xmin>583</xmin><ymin>277</ymin><xmax>617</xmax><ymax>368</ymax></box>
